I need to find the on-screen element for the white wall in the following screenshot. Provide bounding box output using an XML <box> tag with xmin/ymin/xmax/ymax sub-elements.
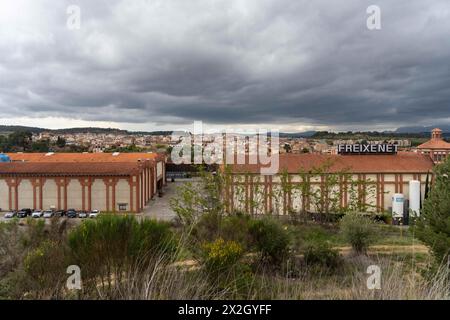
<box><xmin>42</xmin><ymin>179</ymin><xmax>58</xmax><ymax>210</ymax></box>
<box><xmin>0</xmin><ymin>180</ymin><xmax>8</xmax><ymax>211</ymax></box>
<box><xmin>91</xmin><ymin>179</ymin><xmax>106</xmax><ymax>211</ymax></box>
<box><xmin>66</xmin><ymin>179</ymin><xmax>82</xmax><ymax>210</ymax></box>
<box><xmin>115</xmin><ymin>178</ymin><xmax>130</xmax><ymax>211</ymax></box>
<box><xmin>18</xmin><ymin>179</ymin><xmax>33</xmax><ymax>209</ymax></box>
<box><xmin>230</xmin><ymin>173</ymin><xmax>430</xmax><ymax>213</ymax></box>
<box><xmin>157</xmin><ymin>161</ymin><xmax>163</xmax><ymax>179</ymax></box>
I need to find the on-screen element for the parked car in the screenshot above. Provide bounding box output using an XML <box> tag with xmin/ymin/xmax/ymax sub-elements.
<box><xmin>78</xmin><ymin>211</ymin><xmax>88</xmax><ymax>219</ymax></box>
<box><xmin>4</xmin><ymin>211</ymin><xmax>17</xmax><ymax>218</ymax></box>
<box><xmin>43</xmin><ymin>210</ymin><xmax>54</xmax><ymax>218</ymax></box>
<box><xmin>67</xmin><ymin>209</ymin><xmax>77</xmax><ymax>218</ymax></box>
<box><xmin>88</xmin><ymin>210</ymin><xmax>100</xmax><ymax>218</ymax></box>
<box><xmin>17</xmin><ymin>208</ymin><xmax>32</xmax><ymax>218</ymax></box>
<box><xmin>17</xmin><ymin>210</ymin><xmax>27</xmax><ymax>218</ymax></box>
<box><xmin>55</xmin><ymin>210</ymin><xmax>66</xmax><ymax>217</ymax></box>
<box><xmin>31</xmin><ymin>210</ymin><xmax>43</xmax><ymax>218</ymax></box>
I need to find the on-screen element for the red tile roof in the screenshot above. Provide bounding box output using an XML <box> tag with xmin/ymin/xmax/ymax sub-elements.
<box><xmin>230</xmin><ymin>153</ymin><xmax>434</xmax><ymax>174</ymax></box>
<box><xmin>6</xmin><ymin>152</ymin><xmax>165</xmax><ymax>163</ymax></box>
<box><xmin>417</xmin><ymin>139</ymin><xmax>450</xmax><ymax>150</ymax></box>
<box><xmin>0</xmin><ymin>162</ymin><xmax>140</xmax><ymax>176</ymax></box>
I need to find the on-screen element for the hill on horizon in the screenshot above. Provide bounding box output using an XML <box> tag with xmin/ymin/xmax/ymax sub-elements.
<box><xmin>395</xmin><ymin>125</ymin><xmax>450</xmax><ymax>133</ymax></box>
<box><xmin>0</xmin><ymin>125</ymin><xmax>171</xmax><ymax>136</ymax></box>
<box><xmin>0</xmin><ymin>124</ymin><xmax>448</xmax><ymax>137</ymax></box>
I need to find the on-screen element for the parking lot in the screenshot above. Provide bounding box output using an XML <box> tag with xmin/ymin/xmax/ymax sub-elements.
<box><xmin>0</xmin><ymin>179</ymin><xmax>190</xmax><ymax>223</ymax></box>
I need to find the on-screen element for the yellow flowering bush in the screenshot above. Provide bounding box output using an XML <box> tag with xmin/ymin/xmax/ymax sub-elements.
<box><xmin>201</xmin><ymin>238</ymin><xmax>243</xmax><ymax>274</ymax></box>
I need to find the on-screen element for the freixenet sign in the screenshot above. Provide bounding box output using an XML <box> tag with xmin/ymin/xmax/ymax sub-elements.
<box><xmin>337</xmin><ymin>144</ymin><xmax>398</xmax><ymax>155</ymax></box>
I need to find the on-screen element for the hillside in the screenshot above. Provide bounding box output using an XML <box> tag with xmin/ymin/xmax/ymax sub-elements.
<box><xmin>0</xmin><ymin>125</ymin><xmax>171</xmax><ymax>136</ymax></box>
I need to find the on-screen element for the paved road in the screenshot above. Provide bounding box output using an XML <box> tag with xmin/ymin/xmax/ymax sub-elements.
<box><xmin>142</xmin><ymin>179</ymin><xmax>195</xmax><ymax>222</ymax></box>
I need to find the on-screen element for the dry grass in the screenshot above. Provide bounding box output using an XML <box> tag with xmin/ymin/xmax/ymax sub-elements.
<box><xmin>78</xmin><ymin>253</ymin><xmax>449</xmax><ymax>300</ymax></box>
<box><xmin>1</xmin><ymin>218</ymin><xmax>448</xmax><ymax>300</ymax></box>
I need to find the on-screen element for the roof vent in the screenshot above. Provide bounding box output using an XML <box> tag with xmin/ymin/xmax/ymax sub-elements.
<box><xmin>45</xmin><ymin>152</ymin><xmax>54</xmax><ymax>156</ymax></box>
<box><xmin>112</xmin><ymin>152</ymin><xmax>120</xmax><ymax>156</ymax></box>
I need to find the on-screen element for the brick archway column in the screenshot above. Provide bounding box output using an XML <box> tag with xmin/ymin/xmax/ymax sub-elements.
<box><xmin>103</xmin><ymin>177</ymin><xmax>118</xmax><ymax>212</ymax></box>
<box><xmin>150</xmin><ymin>167</ymin><xmax>154</xmax><ymax>199</ymax></box>
<box><xmin>79</xmin><ymin>177</ymin><xmax>93</xmax><ymax>211</ymax></box>
<box><xmin>30</xmin><ymin>177</ymin><xmax>46</xmax><ymax>210</ymax></box>
<box><xmin>144</xmin><ymin>167</ymin><xmax>148</xmax><ymax>205</ymax></box>
<box><xmin>39</xmin><ymin>177</ymin><xmax>45</xmax><ymax>210</ymax></box>
<box><xmin>163</xmin><ymin>161</ymin><xmax>166</xmax><ymax>185</ymax></box>
<box><xmin>128</xmin><ymin>175</ymin><xmax>138</xmax><ymax>213</ymax></box>
<box><xmin>140</xmin><ymin>172</ymin><xmax>144</xmax><ymax>209</ymax></box>
<box><xmin>147</xmin><ymin>164</ymin><xmax>152</xmax><ymax>202</ymax></box>
<box><xmin>55</xmin><ymin>177</ymin><xmax>69</xmax><ymax>211</ymax></box>
<box><xmin>136</xmin><ymin>174</ymin><xmax>141</xmax><ymax>212</ymax></box>
<box><xmin>5</xmin><ymin>177</ymin><xmax>21</xmax><ymax>210</ymax></box>
<box><xmin>143</xmin><ymin>168</ymin><xmax>146</xmax><ymax>205</ymax></box>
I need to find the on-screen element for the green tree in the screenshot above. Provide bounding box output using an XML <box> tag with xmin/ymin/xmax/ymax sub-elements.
<box><xmin>170</xmin><ymin>166</ymin><xmax>226</xmax><ymax>225</ymax></box>
<box><xmin>31</xmin><ymin>140</ymin><xmax>50</xmax><ymax>152</ymax></box>
<box><xmin>340</xmin><ymin>213</ymin><xmax>377</xmax><ymax>255</ymax></box>
<box><xmin>416</xmin><ymin>158</ymin><xmax>450</xmax><ymax>264</ymax></box>
<box><xmin>7</xmin><ymin>131</ymin><xmax>32</xmax><ymax>151</ymax></box>
<box><xmin>301</xmin><ymin>147</ymin><xmax>310</xmax><ymax>154</ymax></box>
<box><xmin>0</xmin><ymin>135</ymin><xmax>9</xmax><ymax>152</ymax></box>
<box><xmin>56</xmin><ymin>136</ymin><xmax>66</xmax><ymax>148</ymax></box>
<box><xmin>249</xmin><ymin>218</ymin><xmax>291</xmax><ymax>265</ymax></box>
<box><xmin>283</xmin><ymin>143</ymin><xmax>292</xmax><ymax>153</ymax></box>
<box><xmin>424</xmin><ymin>171</ymin><xmax>430</xmax><ymax>200</ymax></box>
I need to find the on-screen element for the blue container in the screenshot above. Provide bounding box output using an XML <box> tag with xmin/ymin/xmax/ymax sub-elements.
<box><xmin>0</xmin><ymin>154</ymin><xmax>11</xmax><ymax>162</ymax></box>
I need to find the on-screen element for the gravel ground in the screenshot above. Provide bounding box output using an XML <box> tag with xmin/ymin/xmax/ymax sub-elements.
<box><xmin>141</xmin><ymin>179</ymin><xmax>195</xmax><ymax>222</ymax></box>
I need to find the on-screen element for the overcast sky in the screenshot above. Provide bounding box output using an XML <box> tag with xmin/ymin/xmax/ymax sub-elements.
<box><xmin>0</xmin><ymin>0</ymin><xmax>449</xmax><ymax>132</ymax></box>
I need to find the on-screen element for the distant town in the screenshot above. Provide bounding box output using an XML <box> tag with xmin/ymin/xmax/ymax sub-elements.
<box><xmin>0</xmin><ymin>124</ymin><xmax>448</xmax><ymax>156</ymax></box>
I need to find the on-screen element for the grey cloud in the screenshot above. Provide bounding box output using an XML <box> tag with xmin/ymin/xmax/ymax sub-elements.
<box><xmin>0</xmin><ymin>0</ymin><xmax>449</xmax><ymax>130</ymax></box>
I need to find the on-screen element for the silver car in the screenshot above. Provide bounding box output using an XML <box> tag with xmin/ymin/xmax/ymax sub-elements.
<box><xmin>31</xmin><ymin>210</ymin><xmax>43</xmax><ymax>218</ymax></box>
<box><xmin>4</xmin><ymin>211</ymin><xmax>16</xmax><ymax>218</ymax></box>
<box><xmin>89</xmin><ymin>210</ymin><xmax>100</xmax><ymax>218</ymax></box>
<box><xmin>43</xmin><ymin>210</ymin><xmax>54</xmax><ymax>218</ymax></box>
<box><xmin>78</xmin><ymin>211</ymin><xmax>88</xmax><ymax>219</ymax></box>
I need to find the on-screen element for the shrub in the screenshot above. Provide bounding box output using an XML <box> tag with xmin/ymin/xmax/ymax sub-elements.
<box><xmin>340</xmin><ymin>213</ymin><xmax>377</xmax><ymax>254</ymax></box>
<box><xmin>249</xmin><ymin>218</ymin><xmax>291</xmax><ymax>264</ymax></box>
<box><xmin>23</xmin><ymin>240</ymin><xmax>67</xmax><ymax>298</ymax></box>
<box><xmin>191</xmin><ymin>212</ymin><xmax>253</xmax><ymax>250</ymax></box>
<box><xmin>416</xmin><ymin>158</ymin><xmax>450</xmax><ymax>264</ymax></box>
<box><xmin>201</xmin><ymin>238</ymin><xmax>243</xmax><ymax>274</ymax></box>
<box><xmin>303</xmin><ymin>242</ymin><xmax>341</xmax><ymax>271</ymax></box>
<box><xmin>0</xmin><ymin>218</ymin><xmax>72</xmax><ymax>299</ymax></box>
<box><xmin>68</xmin><ymin>215</ymin><xmax>177</xmax><ymax>282</ymax></box>
<box><xmin>219</xmin><ymin>213</ymin><xmax>252</xmax><ymax>249</ymax></box>
<box><xmin>191</xmin><ymin>212</ymin><xmax>221</xmax><ymax>245</ymax></box>
<box><xmin>0</xmin><ymin>220</ymin><xmax>22</xmax><ymax>278</ymax></box>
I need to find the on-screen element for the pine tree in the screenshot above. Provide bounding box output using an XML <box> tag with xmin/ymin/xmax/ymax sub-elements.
<box><xmin>424</xmin><ymin>171</ymin><xmax>430</xmax><ymax>200</ymax></box>
<box><xmin>416</xmin><ymin>158</ymin><xmax>450</xmax><ymax>264</ymax></box>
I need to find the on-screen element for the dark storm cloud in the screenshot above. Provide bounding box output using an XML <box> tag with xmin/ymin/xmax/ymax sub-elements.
<box><xmin>0</xmin><ymin>0</ymin><xmax>449</xmax><ymax>129</ymax></box>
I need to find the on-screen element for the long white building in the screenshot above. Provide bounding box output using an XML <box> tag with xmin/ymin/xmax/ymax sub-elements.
<box><xmin>0</xmin><ymin>152</ymin><xmax>166</xmax><ymax>213</ymax></box>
